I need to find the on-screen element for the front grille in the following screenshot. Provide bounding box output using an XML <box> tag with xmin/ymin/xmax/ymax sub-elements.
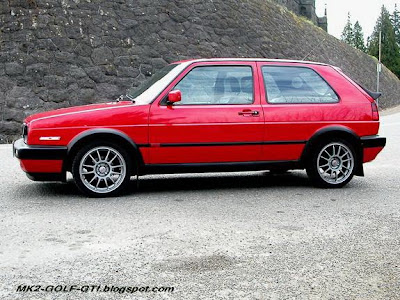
<box><xmin>22</xmin><ymin>123</ymin><xmax>28</xmax><ymax>143</ymax></box>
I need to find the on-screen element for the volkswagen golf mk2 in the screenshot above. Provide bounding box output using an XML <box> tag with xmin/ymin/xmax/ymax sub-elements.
<box><xmin>13</xmin><ymin>59</ymin><xmax>386</xmax><ymax>197</ymax></box>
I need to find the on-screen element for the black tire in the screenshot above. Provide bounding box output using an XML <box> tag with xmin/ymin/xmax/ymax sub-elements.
<box><xmin>71</xmin><ymin>141</ymin><xmax>132</xmax><ymax>197</ymax></box>
<box><xmin>306</xmin><ymin>139</ymin><xmax>357</xmax><ymax>188</ymax></box>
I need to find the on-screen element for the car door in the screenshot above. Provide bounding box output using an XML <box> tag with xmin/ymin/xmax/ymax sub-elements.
<box><xmin>147</xmin><ymin>61</ymin><xmax>264</xmax><ymax>165</ymax></box>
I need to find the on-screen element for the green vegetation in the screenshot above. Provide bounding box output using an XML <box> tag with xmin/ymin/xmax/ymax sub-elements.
<box><xmin>341</xmin><ymin>13</ymin><xmax>355</xmax><ymax>47</ymax></box>
<box><xmin>342</xmin><ymin>6</ymin><xmax>400</xmax><ymax>78</ymax></box>
<box><xmin>368</xmin><ymin>6</ymin><xmax>400</xmax><ymax>78</ymax></box>
<box><xmin>341</xmin><ymin>13</ymin><xmax>366</xmax><ymax>52</ymax></box>
<box><xmin>353</xmin><ymin>22</ymin><xmax>366</xmax><ymax>52</ymax></box>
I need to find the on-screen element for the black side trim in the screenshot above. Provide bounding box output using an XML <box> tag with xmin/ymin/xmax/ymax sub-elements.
<box><xmin>144</xmin><ymin>160</ymin><xmax>301</xmax><ymax>175</ymax></box>
<box><xmin>13</xmin><ymin>138</ymin><xmax>67</xmax><ymax>160</ymax></box>
<box><xmin>361</xmin><ymin>135</ymin><xmax>386</xmax><ymax>148</ymax></box>
<box><xmin>26</xmin><ymin>172</ymin><xmax>66</xmax><ymax>182</ymax></box>
<box><xmin>140</xmin><ymin>141</ymin><xmax>306</xmax><ymax>148</ymax></box>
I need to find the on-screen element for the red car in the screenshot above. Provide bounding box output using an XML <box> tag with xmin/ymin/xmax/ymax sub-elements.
<box><xmin>13</xmin><ymin>59</ymin><xmax>386</xmax><ymax>197</ymax></box>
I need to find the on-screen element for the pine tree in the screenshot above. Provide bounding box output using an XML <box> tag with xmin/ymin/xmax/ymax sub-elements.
<box><xmin>341</xmin><ymin>12</ymin><xmax>354</xmax><ymax>46</ymax></box>
<box><xmin>391</xmin><ymin>4</ymin><xmax>400</xmax><ymax>46</ymax></box>
<box><xmin>368</xmin><ymin>5</ymin><xmax>400</xmax><ymax>78</ymax></box>
<box><xmin>353</xmin><ymin>21</ymin><xmax>366</xmax><ymax>52</ymax></box>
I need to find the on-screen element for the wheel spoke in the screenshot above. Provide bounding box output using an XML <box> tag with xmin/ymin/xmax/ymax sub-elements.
<box><xmin>104</xmin><ymin>177</ymin><xmax>111</xmax><ymax>188</ymax></box>
<box><xmin>82</xmin><ymin>170</ymin><xmax>94</xmax><ymax>175</ymax></box>
<box><xmin>323</xmin><ymin>149</ymin><xmax>331</xmax><ymax>157</ymax></box>
<box><xmin>95</xmin><ymin>178</ymin><xmax>101</xmax><ymax>188</ymax></box>
<box><xmin>89</xmin><ymin>176</ymin><xmax>97</xmax><ymax>184</ymax></box>
<box><xmin>104</xmin><ymin>150</ymin><xmax>110</xmax><ymax>162</ymax></box>
<box><xmin>89</xmin><ymin>154</ymin><xmax>97</xmax><ymax>163</ymax></box>
<box><xmin>83</xmin><ymin>164</ymin><xmax>94</xmax><ymax>169</ymax></box>
<box><xmin>342</xmin><ymin>165</ymin><xmax>350</xmax><ymax>171</ymax></box>
<box><xmin>109</xmin><ymin>154</ymin><xmax>117</xmax><ymax>164</ymax></box>
<box><xmin>320</xmin><ymin>155</ymin><xmax>329</xmax><ymax>161</ymax></box>
<box><xmin>108</xmin><ymin>175</ymin><xmax>116</xmax><ymax>183</ymax></box>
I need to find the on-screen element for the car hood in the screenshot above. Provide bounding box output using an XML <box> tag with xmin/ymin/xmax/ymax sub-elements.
<box><xmin>25</xmin><ymin>101</ymin><xmax>135</xmax><ymax>124</ymax></box>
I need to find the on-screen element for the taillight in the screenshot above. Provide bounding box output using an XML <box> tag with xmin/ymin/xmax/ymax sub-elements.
<box><xmin>371</xmin><ymin>102</ymin><xmax>379</xmax><ymax>121</ymax></box>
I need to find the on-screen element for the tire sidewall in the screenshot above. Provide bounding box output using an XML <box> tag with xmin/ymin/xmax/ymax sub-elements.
<box><xmin>72</xmin><ymin>141</ymin><xmax>132</xmax><ymax>197</ymax></box>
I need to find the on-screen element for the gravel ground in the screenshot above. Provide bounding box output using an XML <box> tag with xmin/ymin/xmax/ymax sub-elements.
<box><xmin>0</xmin><ymin>113</ymin><xmax>399</xmax><ymax>300</ymax></box>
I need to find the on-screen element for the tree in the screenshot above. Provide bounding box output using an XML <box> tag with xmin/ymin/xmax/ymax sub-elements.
<box><xmin>353</xmin><ymin>21</ymin><xmax>366</xmax><ymax>52</ymax></box>
<box><xmin>368</xmin><ymin>5</ymin><xmax>400</xmax><ymax>78</ymax></box>
<box><xmin>391</xmin><ymin>4</ymin><xmax>400</xmax><ymax>46</ymax></box>
<box><xmin>341</xmin><ymin>12</ymin><xmax>354</xmax><ymax>46</ymax></box>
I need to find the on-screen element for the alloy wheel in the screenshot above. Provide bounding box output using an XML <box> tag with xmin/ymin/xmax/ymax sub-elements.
<box><xmin>317</xmin><ymin>142</ymin><xmax>354</xmax><ymax>184</ymax></box>
<box><xmin>79</xmin><ymin>146</ymin><xmax>127</xmax><ymax>194</ymax></box>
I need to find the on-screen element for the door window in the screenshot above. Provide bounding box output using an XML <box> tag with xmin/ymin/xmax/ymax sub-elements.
<box><xmin>173</xmin><ymin>66</ymin><xmax>254</xmax><ymax>105</ymax></box>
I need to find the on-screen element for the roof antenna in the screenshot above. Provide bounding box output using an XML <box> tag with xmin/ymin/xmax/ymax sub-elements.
<box><xmin>302</xmin><ymin>37</ymin><xmax>327</xmax><ymax>61</ymax></box>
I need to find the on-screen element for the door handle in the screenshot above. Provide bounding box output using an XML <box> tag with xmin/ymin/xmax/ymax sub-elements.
<box><xmin>238</xmin><ymin>110</ymin><xmax>259</xmax><ymax>116</ymax></box>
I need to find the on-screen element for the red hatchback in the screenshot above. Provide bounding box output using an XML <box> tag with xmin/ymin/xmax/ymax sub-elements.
<box><xmin>13</xmin><ymin>59</ymin><xmax>386</xmax><ymax>197</ymax></box>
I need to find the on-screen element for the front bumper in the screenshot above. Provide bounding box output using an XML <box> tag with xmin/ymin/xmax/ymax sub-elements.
<box><xmin>13</xmin><ymin>138</ymin><xmax>67</xmax><ymax>160</ymax></box>
<box><xmin>13</xmin><ymin>138</ymin><xmax>67</xmax><ymax>181</ymax></box>
<box><xmin>360</xmin><ymin>135</ymin><xmax>386</xmax><ymax>163</ymax></box>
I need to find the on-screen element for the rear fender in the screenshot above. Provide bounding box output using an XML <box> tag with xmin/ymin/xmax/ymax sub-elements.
<box><xmin>301</xmin><ymin>126</ymin><xmax>364</xmax><ymax>176</ymax></box>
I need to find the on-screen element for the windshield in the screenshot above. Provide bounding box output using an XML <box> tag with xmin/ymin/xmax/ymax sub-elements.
<box><xmin>127</xmin><ymin>63</ymin><xmax>186</xmax><ymax>104</ymax></box>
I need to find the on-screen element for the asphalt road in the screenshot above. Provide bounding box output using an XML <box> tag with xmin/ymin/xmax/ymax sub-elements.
<box><xmin>0</xmin><ymin>112</ymin><xmax>399</xmax><ymax>300</ymax></box>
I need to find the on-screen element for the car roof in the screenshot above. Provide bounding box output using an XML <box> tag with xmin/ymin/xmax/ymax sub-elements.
<box><xmin>173</xmin><ymin>58</ymin><xmax>332</xmax><ymax>67</ymax></box>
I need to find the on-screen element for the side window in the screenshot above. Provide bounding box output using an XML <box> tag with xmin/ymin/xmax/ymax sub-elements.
<box><xmin>262</xmin><ymin>66</ymin><xmax>339</xmax><ymax>104</ymax></box>
<box><xmin>173</xmin><ymin>66</ymin><xmax>254</xmax><ymax>105</ymax></box>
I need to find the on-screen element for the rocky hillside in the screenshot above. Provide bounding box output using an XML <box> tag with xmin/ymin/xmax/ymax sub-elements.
<box><xmin>1</xmin><ymin>0</ymin><xmax>399</xmax><ymax>142</ymax></box>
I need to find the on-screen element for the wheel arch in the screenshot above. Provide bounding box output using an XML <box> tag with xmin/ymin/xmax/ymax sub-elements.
<box><xmin>65</xmin><ymin>129</ymin><xmax>145</xmax><ymax>174</ymax></box>
<box><xmin>301</xmin><ymin>126</ymin><xmax>364</xmax><ymax>176</ymax></box>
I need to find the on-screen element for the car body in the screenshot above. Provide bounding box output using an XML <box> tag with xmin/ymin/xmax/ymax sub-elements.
<box><xmin>13</xmin><ymin>58</ymin><xmax>386</xmax><ymax>196</ymax></box>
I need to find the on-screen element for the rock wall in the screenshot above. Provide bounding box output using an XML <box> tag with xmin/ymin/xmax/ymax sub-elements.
<box><xmin>1</xmin><ymin>0</ymin><xmax>399</xmax><ymax>142</ymax></box>
<box><xmin>272</xmin><ymin>0</ymin><xmax>327</xmax><ymax>31</ymax></box>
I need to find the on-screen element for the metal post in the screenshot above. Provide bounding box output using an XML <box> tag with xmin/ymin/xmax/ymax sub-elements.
<box><xmin>376</xmin><ymin>30</ymin><xmax>382</xmax><ymax>107</ymax></box>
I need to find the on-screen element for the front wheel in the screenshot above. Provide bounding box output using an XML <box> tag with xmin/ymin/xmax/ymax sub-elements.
<box><xmin>72</xmin><ymin>142</ymin><xmax>132</xmax><ymax>197</ymax></box>
<box><xmin>306</xmin><ymin>140</ymin><xmax>356</xmax><ymax>188</ymax></box>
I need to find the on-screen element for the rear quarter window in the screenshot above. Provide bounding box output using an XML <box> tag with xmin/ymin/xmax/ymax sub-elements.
<box><xmin>262</xmin><ymin>66</ymin><xmax>339</xmax><ymax>104</ymax></box>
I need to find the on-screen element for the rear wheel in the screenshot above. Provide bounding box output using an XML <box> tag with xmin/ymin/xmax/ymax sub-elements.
<box><xmin>72</xmin><ymin>142</ymin><xmax>132</xmax><ymax>197</ymax></box>
<box><xmin>306</xmin><ymin>139</ymin><xmax>356</xmax><ymax>188</ymax></box>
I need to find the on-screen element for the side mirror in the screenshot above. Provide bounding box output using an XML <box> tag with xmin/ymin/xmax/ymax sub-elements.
<box><xmin>167</xmin><ymin>90</ymin><xmax>182</xmax><ymax>104</ymax></box>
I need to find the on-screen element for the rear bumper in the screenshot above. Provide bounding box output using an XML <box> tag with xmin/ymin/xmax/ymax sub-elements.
<box><xmin>13</xmin><ymin>138</ymin><xmax>67</xmax><ymax>181</ymax></box>
<box><xmin>361</xmin><ymin>135</ymin><xmax>386</xmax><ymax>163</ymax></box>
<box><xmin>360</xmin><ymin>135</ymin><xmax>386</xmax><ymax>148</ymax></box>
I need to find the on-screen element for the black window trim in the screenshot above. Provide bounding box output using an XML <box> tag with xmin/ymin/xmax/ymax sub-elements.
<box><xmin>160</xmin><ymin>64</ymin><xmax>256</xmax><ymax>106</ymax></box>
<box><xmin>261</xmin><ymin>65</ymin><xmax>341</xmax><ymax>105</ymax></box>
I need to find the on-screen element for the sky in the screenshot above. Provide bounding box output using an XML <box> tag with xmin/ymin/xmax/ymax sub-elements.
<box><xmin>315</xmin><ymin>0</ymin><xmax>399</xmax><ymax>42</ymax></box>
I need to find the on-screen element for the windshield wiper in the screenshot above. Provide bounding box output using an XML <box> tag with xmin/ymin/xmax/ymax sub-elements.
<box><xmin>125</xmin><ymin>94</ymin><xmax>135</xmax><ymax>102</ymax></box>
<box><xmin>115</xmin><ymin>94</ymin><xmax>135</xmax><ymax>103</ymax></box>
